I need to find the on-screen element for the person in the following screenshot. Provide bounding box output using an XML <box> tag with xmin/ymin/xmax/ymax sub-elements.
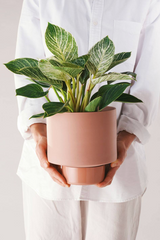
<box><xmin>14</xmin><ymin>0</ymin><xmax>160</xmax><ymax>239</ymax></box>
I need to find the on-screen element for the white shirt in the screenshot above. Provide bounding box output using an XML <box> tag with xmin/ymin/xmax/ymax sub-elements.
<box><xmin>15</xmin><ymin>0</ymin><xmax>160</xmax><ymax>202</ymax></box>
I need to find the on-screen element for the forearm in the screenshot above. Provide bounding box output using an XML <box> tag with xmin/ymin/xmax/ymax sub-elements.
<box><xmin>30</xmin><ymin>123</ymin><xmax>47</xmax><ymax>143</ymax></box>
<box><xmin>117</xmin><ymin>130</ymin><xmax>136</xmax><ymax>149</ymax></box>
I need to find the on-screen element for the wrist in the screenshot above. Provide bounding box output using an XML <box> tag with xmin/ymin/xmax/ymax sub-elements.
<box><xmin>30</xmin><ymin>123</ymin><xmax>47</xmax><ymax>143</ymax></box>
<box><xmin>117</xmin><ymin>130</ymin><xmax>136</xmax><ymax>149</ymax></box>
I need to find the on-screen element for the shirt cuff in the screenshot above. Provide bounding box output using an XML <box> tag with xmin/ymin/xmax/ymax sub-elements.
<box><xmin>17</xmin><ymin>106</ymin><xmax>46</xmax><ymax>140</ymax></box>
<box><xmin>117</xmin><ymin>115</ymin><xmax>150</xmax><ymax>145</ymax></box>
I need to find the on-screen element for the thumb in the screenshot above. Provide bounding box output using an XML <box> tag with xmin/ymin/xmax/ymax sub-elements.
<box><xmin>36</xmin><ymin>137</ymin><xmax>50</xmax><ymax>169</ymax></box>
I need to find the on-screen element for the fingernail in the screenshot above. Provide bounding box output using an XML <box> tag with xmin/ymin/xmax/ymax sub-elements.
<box><xmin>111</xmin><ymin>164</ymin><xmax>117</xmax><ymax>167</ymax></box>
<box><xmin>111</xmin><ymin>161</ymin><xmax>119</xmax><ymax>167</ymax></box>
<box><xmin>65</xmin><ymin>184</ymin><xmax>70</xmax><ymax>187</ymax></box>
<box><xmin>44</xmin><ymin>161</ymin><xmax>49</xmax><ymax>168</ymax></box>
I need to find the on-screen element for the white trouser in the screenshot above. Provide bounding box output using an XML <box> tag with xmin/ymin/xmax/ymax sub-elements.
<box><xmin>22</xmin><ymin>181</ymin><xmax>142</xmax><ymax>240</ymax></box>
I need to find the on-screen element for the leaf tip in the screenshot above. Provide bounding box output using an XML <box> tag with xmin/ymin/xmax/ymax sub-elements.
<box><xmin>4</xmin><ymin>62</ymin><xmax>9</xmax><ymax>68</ymax></box>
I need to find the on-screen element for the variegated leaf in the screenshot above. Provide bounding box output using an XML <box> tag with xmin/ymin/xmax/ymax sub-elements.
<box><xmin>71</xmin><ymin>54</ymin><xmax>90</xmax><ymax>67</ymax></box>
<box><xmin>45</xmin><ymin>23</ymin><xmax>78</xmax><ymax>61</ymax></box>
<box><xmin>121</xmin><ymin>71</ymin><xmax>137</xmax><ymax>79</ymax></box>
<box><xmin>28</xmin><ymin>78</ymin><xmax>51</xmax><ymax>88</ymax></box>
<box><xmin>107</xmin><ymin>52</ymin><xmax>131</xmax><ymax>71</ymax></box>
<box><xmin>38</xmin><ymin>59</ymin><xmax>71</xmax><ymax>81</ymax></box>
<box><xmin>4</xmin><ymin>58</ymin><xmax>38</xmax><ymax>74</ymax></box>
<box><xmin>50</xmin><ymin>60</ymin><xmax>83</xmax><ymax>78</ymax></box>
<box><xmin>86</xmin><ymin>36</ymin><xmax>115</xmax><ymax>77</ymax></box>
<box><xmin>92</xmin><ymin>72</ymin><xmax>135</xmax><ymax>85</ymax></box>
<box><xmin>4</xmin><ymin>58</ymin><xmax>63</xmax><ymax>88</ymax></box>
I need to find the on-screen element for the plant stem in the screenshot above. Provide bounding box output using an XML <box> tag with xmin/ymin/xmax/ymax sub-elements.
<box><xmin>80</xmin><ymin>76</ymin><xmax>92</xmax><ymax>111</ymax></box>
<box><xmin>67</xmin><ymin>87</ymin><xmax>69</xmax><ymax>101</ymax></box>
<box><xmin>65</xmin><ymin>79</ymin><xmax>76</xmax><ymax>110</ymax></box>
<box><xmin>68</xmin><ymin>91</ymin><xmax>75</xmax><ymax>110</ymax></box>
<box><xmin>76</xmin><ymin>83</ymin><xmax>83</xmax><ymax>111</ymax></box>
<box><xmin>66</xmin><ymin>80</ymin><xmax>75</xmax><ymax>104</ymax></box>
<box><xmin>81</xmin><ymin>82</ymin><xmax>86</xmax><ymax>101</ymax></box>
<box><xmin>79</xmin><ymin>84</ymin><xmax>86</xmax><ymax>111</ymax></box>
<box><xmin>76</xmin><ymin>74</ymin><xmax>80</xmax><ymax>100</ymax></box>
<box><xmin>82</xmin><ymin>90</ymin><xmax>89</xmax><ymax>111</ymax></box>
<box><xmin>88</xmin><ymin>82</ymin><xmax>95</xmax><ymax>102</ymax></box>
<box><xmin>60</xmin><ymin>89</ymin><xmax>67</xmax><ymax>102</ymax></box>
<box><xmin>66</xmin><ymin>105</ymin><xmax>74</xmax><ymax>112</ymax></box>
<box><xmin>45</xmin><ymin>95</ymin><xmax>50</xmax><ymax>102</ymax></box>
<box><xmin>52</xmin><ymin>86</ymin><xmax>64</xmax><ymax>103</ymax></box>
<box><xmin>72</xmin><ymin>77</ymin><xmax>75</xmax><ymax>98</ymax></box>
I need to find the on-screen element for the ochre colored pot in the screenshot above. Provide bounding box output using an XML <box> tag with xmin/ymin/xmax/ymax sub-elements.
<box><xmin>47</xmin><ymin>106</ymin><xmax>117</xmax><ymax>185</ymax></box>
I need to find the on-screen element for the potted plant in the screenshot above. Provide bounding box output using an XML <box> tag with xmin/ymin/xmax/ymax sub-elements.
<box><xmin>5</xmin><ymin>23</ymin><xmax>142</xmax><ymax>185</ymax></box>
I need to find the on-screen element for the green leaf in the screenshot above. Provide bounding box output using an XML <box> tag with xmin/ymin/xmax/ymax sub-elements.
<box><xmin>107</xmin><ymin>52</ymin><xmax>131</xmax><ymax>71</ymax></box>
<box><xmin>115</xmin><ymin>93</ymin><xmax>142</xmax><ymax>103</ymax></box>
<box><xmin>42</xmin><ymin>100</ymin><xmax>69</xmax><ymax>117</ymax></box>
<box><xmin>79</xmin><ymin>67</ymin><xmax>90</xmax><ymax>84</ymax></box>
<box><xmin>38</xmin><ymin>59</ymin><xmax>71</xmax><ymax>81</ymax></box>
<box><xmin>90</xmin><ymin>91</ymin><xmax>99</xmax><ymax>102</ymax></box>
<box><xmin>16</xmin><ymin>84</ymin><xmax>49</xmax><ymax>98</ymax></box>
<box><xmin>29</xmin><ymin>113</ymin><xmax>45</xmax><ymax>119</ymax></box>
<box><xmin>85</xmin><ymin>96</ymin><xmax>102</xmax><ymax>112</ymax></box>
<box><xmin>61</xmin><ymin>81</ymin><xmax>67</xmax><ymax>93</ymax></box>
<box><xmin>47</xmin><ymin>58</ymin><xmax>62</xmax><ymax>67</ymax></box>
<box><xmin>99</xmin><ymin>83</ymin><xmax>130</xmax><ymax>110</ymax></box>
<box><xmin>45</xmin><ymin>23</ymin><xmax>78</xmax><ymax>61</ymax></box>
<box><xmin>92</xmin><ymin>72</ymin><xmax>135</xmax><ymax>85</ymax></box>
<box><xmin>98</xmin><ymin>82</ymin><xmax>130</xmax><ymax>95</ymax></box>
<box><xmin>29</xmin><ymin>79</ymin><xmax>51</xmax><ymax>88</ymax></box>
<box><xmin>4</xmin><ymin>58</ymin><xmax>63</xmax><ymax>88</ymax></box>
<box><xmin>71</xmin><ymin>54</ymin><xmax>90</xmax><ymax>67</ymax></box>
<box><xmin>86</xmin><ymin>36</ymin><xmax>115</xmax><ymax>77</ymax></box>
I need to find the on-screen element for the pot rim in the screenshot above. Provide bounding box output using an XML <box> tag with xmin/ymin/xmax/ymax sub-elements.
<box><xmin>47</xmin><ymin>106</ymin><xmax>116</xmax><ymax>118</ymax></box>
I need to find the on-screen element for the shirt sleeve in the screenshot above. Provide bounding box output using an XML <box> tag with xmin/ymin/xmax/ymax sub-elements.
<box><xmin>117</xmin><ymin>0</ymin><xmax>160</xmax><ymax>145</ymax></box>
<box><xmin>14</xmin><ymin>0</ymin><xmax>47</xmax><ymax>140</ymax></box>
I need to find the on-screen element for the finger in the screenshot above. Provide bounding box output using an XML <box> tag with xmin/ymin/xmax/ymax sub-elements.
<box><xmin>111</xmin><ymin>143</ymin><xmax>127</xmax><ymax>168</ymax></box>
<box><xmin>110</xmin><ymin>159</ymin><xmax>121</xmax><ymax>168</ymax></box>
<box><xmin>47</xmin><ymin>164</ymin><xmax>70</xmax><ymax>187</ymax></box>
<box><xmin>96</xmin><ymin>166</ymin><xmax>119</xmax><ymax>188</ymax></box>
<box><xmin>36</xmin><ymin>141</ymin><xmax>70</xmax><ymax>187</ymax></box>
<box><xmin>55</xmin><ymin>164</ymin><xmax>63</xmax><ymax>175</ymax></box>
<box><xmin>117</xmin><ymin>147</ymin><xmax>127</xmax><ymax>163</ymax></box>
<box><xmin>52</xmin><ymin>177</ymin><xmax>69</xmax><ymax>187</ymax></box>
<box><xmin>36</xmin><ymin>138</ymin><xmax>49</xmax><ymax>168</ymax></box>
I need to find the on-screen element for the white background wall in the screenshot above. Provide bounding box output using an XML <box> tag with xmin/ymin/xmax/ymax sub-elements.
<box><xmin>0</xmin><ymin>1</ymin><xmax>160</xmax><ymax>239</ymax></box>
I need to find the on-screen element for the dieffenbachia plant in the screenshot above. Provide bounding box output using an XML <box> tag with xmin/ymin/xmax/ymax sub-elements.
<box><xmin>5</xmin><ymin>22</ymin><xmax>142</xmax><ymax>118</ymax></box>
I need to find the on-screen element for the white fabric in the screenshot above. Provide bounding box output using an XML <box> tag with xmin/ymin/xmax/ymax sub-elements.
<box><xmin>15</xmin><ymin>0</ymin><xmax>160</xmax><ymax>202</ymax></box>
<box><xmin>22</xmin><ymin>181</ymin><xmax>142</xmax><ymax>240</ymax></box>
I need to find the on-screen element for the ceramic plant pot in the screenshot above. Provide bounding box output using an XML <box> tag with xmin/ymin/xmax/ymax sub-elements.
<box><xmin>47</xmin><ymin>106</ymin><xmax>117</xmax><ymax>185</ymax></box>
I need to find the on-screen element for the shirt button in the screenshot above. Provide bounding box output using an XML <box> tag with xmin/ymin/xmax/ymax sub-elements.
<box><xmin>92</xmin><ymin>20</ymin><xmax>98</xmax><ymax>26</ymax></box>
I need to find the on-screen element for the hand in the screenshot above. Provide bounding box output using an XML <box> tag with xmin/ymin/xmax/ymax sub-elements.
<box><xmin>30</xmin><ymin>123</ymin><xmax>70</xmax><ymax>188</ymax></box>
<box><xmin>95</xmin><ymin>130</ymin><xmax>136</xmax><ymax>188</ymax></box>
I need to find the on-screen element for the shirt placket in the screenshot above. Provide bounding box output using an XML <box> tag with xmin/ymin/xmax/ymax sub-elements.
<box><xmin>79</xmin><ymin>0</ymin><xmax>105</xmax><ymax>199</ymax></box>
<box><xmin>88</xmin><ymin>0</ymin><xmax>104</xmax><ymax>50</ymax></box>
